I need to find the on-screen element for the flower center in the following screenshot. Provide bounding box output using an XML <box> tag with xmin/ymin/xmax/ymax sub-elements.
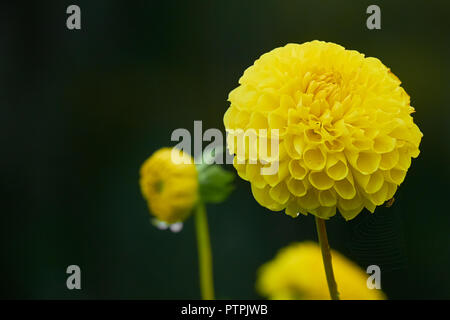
<box><xmin>292</xmin><ymin>70</ymin><xmax>347</xmax><ymax>145</ymax></box>
<box><xmin>306</xmin><ymin>71</ymin><xmax>342</xmax><ymax>103</ymax></box>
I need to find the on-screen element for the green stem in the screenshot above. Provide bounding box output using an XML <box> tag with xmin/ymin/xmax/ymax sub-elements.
<box><xmin>194</xmin><ymin>202</ymin><xmax>215</xmax><ymax>300</ymax></box>
<box><xmin>315</xmin><ymin>216</ymin><xmax>340</xmax><ymax>300</ymax></box>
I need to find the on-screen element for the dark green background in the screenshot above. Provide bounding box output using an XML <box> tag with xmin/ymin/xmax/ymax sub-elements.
<box><xmin>1</xmin><ymin>0</ymin><xmax>449</xmax><ymax>299</ymax></box>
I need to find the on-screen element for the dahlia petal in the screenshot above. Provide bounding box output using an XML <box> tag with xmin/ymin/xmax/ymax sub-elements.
<box><xmin>312</xmin><ymin>205</ymin><xmax>336</xmax><ymax>219</ymax></box>
<box><xmin>284</xmin><ymin>135</ymin><xmax>302</xmax><ymax>159</ymax></box>
<box><xmin>409</xmin><ymin>146</ymin><xmax>420</xmax><ymax>159</ymax></box>
<box><xmin>277</xmin><ymin>142</ymin><xmax>289</xmax><ymax>161</ymax></box>
<box><xmin>355</xmin><ymin>152</ymin><xmax>381</xmax><ymax>175</ymax></box>
<box><xmin>287</xmin><ymin>108</ymin><xmax>303</xmax><ymax>127</ymax></box>
<box><xmin>228</xmin><ymin>85</ymin><xmax>258</xmax><ymax>110</ymax></box>
<box><xmin>351</xmin><ymin>136</ymin><xmax>373</xmax><ymax>151</ymax></box>
<box><xmin>379</xmin><ymin>149</ymin><xmax>399</xmax><ymax>170</ymax></box>
<box><xmin>288</xmin><ymin>159</ymin><xmax>308</xmax><ymax>179</ymax></box>
<box><xmin>223</xmin><ymin>106</ymin><xmax>238</xmax><ymax>129</ymax></box>
<box><xmin>310</xmin><ymin>100</ymin><xmax>322</xmax><ymax>117</ymax></box>
<box><xmin>389</xmin><ymin>124</ymin><xmax>411</xmax><ymax>141</ymax></box>
<box><xmin>326</xmin><ymin>152</ymin><xmax>348</xmax><ymax>181</ymax></box>
<box><xmin>318</xmin><ymin>189</ymin><xmax>337</xmax><ymax>207</ymax></box>
<box><xmin>339</xmin><ymin>205</ymin><xmax>364</xmax><ymax>221</ymax></box>
<box><xmin>298</xmin><ymin>189</ymin><xmax>320</xmax><ymax>210</ymax></box>
<box><xmin>338</xmin><ymin>193</ymin><xmax>363</xmax><ymax>211</ymax></box>
<box><xmin>286</xmin><ymin>177</ymin><xmax>308</xmax><ymax>197</ymax></box>
<box><xmin>248</xmin><ymin>112</ymin><xmax>269</xmax><ymax>131</ymax></box>
<box><xmin>285</xmin><ymin>199</ymin><xmax>307</xmax><ymax>217</ymax></box>
<box><xmin>386</xmin><ymin>168</ymin><xmax>407</xmax><ymax>185</ymax></box>
<box><xmin>409</xmin><ymin>123</ymin><xmax>423</xmax><ymax>148</ymax></box>
<box><xmin>277</xmin><ymin>160</ymin><xmax>290</xmax><ymax>181</ymax></box>
<box><xmin>373</xmin><ymin>134</ymin><xmax>396</xmax><ymax>153</ymax></box>
<box><xmin>338</xmin><ymin>196</ymin><xmax>364</xmax><ymax>220</ymax></box>
<box><xmin>330</xmin><ymin>101</ymin><xmax>344</xmax><ymax>120</ymax></box>
<box><xmin>285</xmin><ymin>205</ymin><xmax>299</xmax><ymax>217</ymax></box>
<box><xmin>263</xmin><ymin>165</ymin><xmax>281</xmax><ymax>187</ymax></box>
<box><xmin>368</xmin><ymin>182</ymin><xmax>389</xmax><ymax>206</ymax></box>
<box><xmin>233</xmin><ymin>157</ymin><xmax>248</xmax><ymax>180</ymax></box>
<box><xmin>251</xmin><ymin>184</ymin><xmax>282</xmax><ymax>210</ymax></box>
<box><xmin>334</xmin><ymin>177</ymin><xmax>357</xmax><ymax>200</ymax></box>
<box><xmin>268</xmin><ymin>112</ymin><xmax>288</xmax><ymax>135</ymax></box>
<box><xmin>386</xmin><ymin>182</ymin><xmax>397</xmax><ymax>200</ymax></box>
<box><xmin>308</xmin><ymin>171</ymin><xmax>335</xmax><ymax>190</ymax></box>
<box><xmin>293</xmin><ymin>135</ymin><xmax>306</xmax><ymax>155</ymax></box>
<box><xmin>245</xmin><ymin>163</ymin><xmax>259</xmax><ymax>181</ymax></box>
<box><xmin>396</xmin><ymin>147</ymin><xmax>412</xmax><ymax>170</ymax></box>
<box><xmin>304</xmin><ymin>128</ymin><xmax>323</xmax><ymax>144</ymax></box>
<box><xmin>364</xmin><ymin>170</ymin><xmax>385</xmax><ymax>194</ymax></box>
<box><xmin>235</xmin><ymin>110</ymin><xmax>252</xmax><ymax>129</ymax></box>
<box><xmin>269</xmin><ymin>182</ymin><xmax>291</xmax><ymax>205</ymax></box>
<box><xmin>364</xmin><ymin>198</ymin><xmax>377</xmax><ymax>213</ymax></box>
<box><xmin>324</xmin><ymin>138</ymin><xmax>345</xmax><ymax>153</ymax></box>
<box><xmin>280</xmin><ymin>94</ymin><xmax>296</xmax><ymax>110</ymax></box>
<box><xmin>253</xmin><ymin>173</ymin><xmax>268</xmax><ymax>189</ymax></box>
<box><xmin>303</xmin><ymin>147</ymin><xmax>326</xmax><ymax>171</ymax></box>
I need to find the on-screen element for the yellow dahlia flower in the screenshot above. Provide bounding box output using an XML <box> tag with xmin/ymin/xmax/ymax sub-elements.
<box><xmin>224</xmin><ymin>41</ymin><xmax>422</xmax><ymax>220</ymax></box>
<box><xmin>257</xmin><ymin>242</ymin><xmax>386</xmax><ymax>300</ymax></box>
<box><xmin>139</xmin><ymin>147</ymin><xmax>198</xmax><ymax>224</ymax></box>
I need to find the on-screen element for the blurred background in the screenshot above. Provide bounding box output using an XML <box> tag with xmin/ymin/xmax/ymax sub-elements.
<box><xmin>1</xmin><ymin>0</ymin><xmax>449</xmax><ymax>299</ymax></box>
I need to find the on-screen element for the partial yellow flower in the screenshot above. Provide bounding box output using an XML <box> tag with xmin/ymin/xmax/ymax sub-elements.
<box><xmin>224</xmin><ymin>41</ymin><xmax>423</xmax><ymax>220</ymax></box>
<box><xmin>257</xmin><ymin>242</ymin><xmax>386</xmax><ymax>300</ymax></box>
<box><xmin>139</xmin><ymin>147</ymin><xmax>198</xmax><ymax>224</ymax></box>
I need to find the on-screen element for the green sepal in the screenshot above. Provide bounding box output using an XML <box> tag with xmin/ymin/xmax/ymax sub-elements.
<box><xmin>196</xmin><ymin>163</ymin><xmax>235</xmax><ymax>204</ymax></box>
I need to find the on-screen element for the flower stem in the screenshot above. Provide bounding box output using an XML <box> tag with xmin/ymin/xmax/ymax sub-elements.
<box><xmin>194</xmin><ymin>202</ymin><xmax>215</xmax><ymax>300</ymax></box>
<box><xmin>315</xmin><ymin>216</ymin><xmax>340</xmax><ymax>300</ymax></box>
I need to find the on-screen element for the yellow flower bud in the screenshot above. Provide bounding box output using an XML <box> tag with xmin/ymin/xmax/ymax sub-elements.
<box><xmin>139</xmin><ymin>148</ymin><xmax>198</xmax><ymax>224</ymax></box>
<box><xmin>224</xmin><ymin>41</ymin><xmax>423</xmax><ymax>220</ymax></box>
<box><xmin>257</xmin><ymin>242</ymin><xmax>386</xmax><ymax>300</ymax></box>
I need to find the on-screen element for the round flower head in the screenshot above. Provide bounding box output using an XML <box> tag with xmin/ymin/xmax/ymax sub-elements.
<box><xmin>139</xmin><ymin>147</ymin><xmax>198</xmax><ymax>224</ymax></box>
<box><xmin>257</xmin><ymin>242</ymin><xmax>386</xmax><ymax>300</ymax></box>
<box><xmin>224</xmin><ymin>41</ymin><xmax>422</xmax><ymax>220</ymax></box>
